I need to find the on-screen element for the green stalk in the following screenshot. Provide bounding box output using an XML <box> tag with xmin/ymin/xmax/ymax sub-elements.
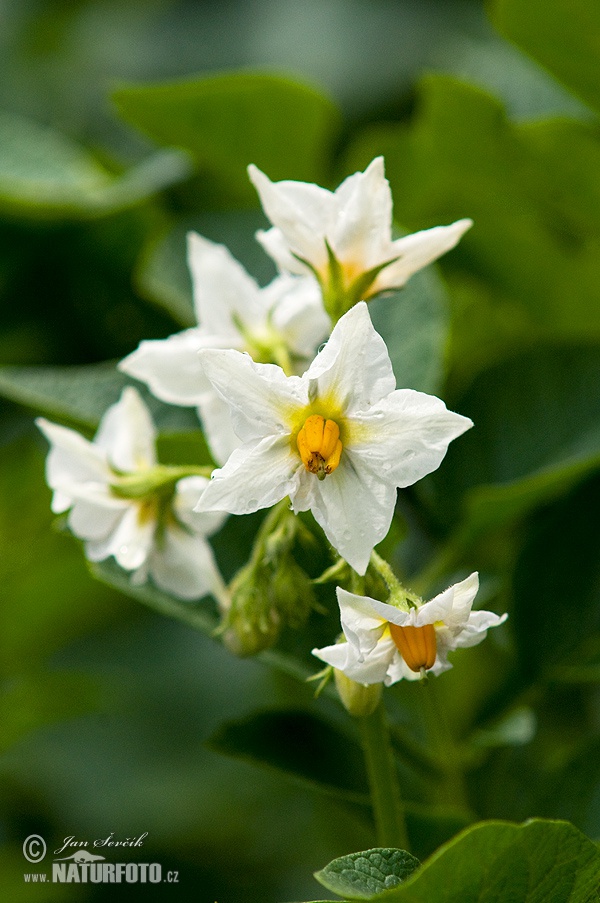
<box><xmin>358</xmin><ymin>702</ymin><xmax>410</xmax><ymax>850</ymax></box>
<box><xmin>419</xmin><ymin>678</ymin><xmax>469</xmax><ymax>810</ymax></box>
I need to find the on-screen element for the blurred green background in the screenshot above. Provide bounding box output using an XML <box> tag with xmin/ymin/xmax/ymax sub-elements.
<box><xmin>1</xmin><ymin>1</ymin><xmax>600</xmax><ymax>901</ymax></box>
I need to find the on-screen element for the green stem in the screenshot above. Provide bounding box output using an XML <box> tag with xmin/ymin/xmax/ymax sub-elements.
<box><xmin>358</xmin><ymin>702</ymin><xmax>410</xmax><ymax>850</ymax></box>
<box><xmin>419</xmin><ymin>678</ymin><xmax>469</xmax><ymax>810</ymax></box>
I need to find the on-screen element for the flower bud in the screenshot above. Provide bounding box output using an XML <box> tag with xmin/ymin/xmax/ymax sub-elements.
<box><xmin>334</xmin><ymin>669</ymin><xmax>382</xmax><ymax>717</ymax></box>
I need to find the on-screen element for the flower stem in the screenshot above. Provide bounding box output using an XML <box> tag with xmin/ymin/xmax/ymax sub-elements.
<box><xmin>419</xmin><ymin>678</ymin><xmax>469</xmax><ymax>810</ymax></box>
<box><xmin>358</xmin><ymin>702</ymin><xmax>410</xmax><ymax>850</ymax></box>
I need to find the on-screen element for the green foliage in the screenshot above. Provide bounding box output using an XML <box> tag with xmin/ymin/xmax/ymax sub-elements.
<box><xmin>113</xmin><ymin>72</ymin><xmax>341</xmax><ymax>205</ymax></box>
<box><xmin>1</xmin><ymin>2</ymin><xmax>600</xmax><ymax>901</ymax></box>
<box><xmin>0</xmin><ymin>361</ymin><xmax>198</xmax><ymax>434</ymax></box>
<box><xmin>305</xmin><ymin>820</ymin><xmax>600</xmax><ymax>903</ymax></box>
<box><xmin>492</xmin><ymin>0</ymin><xmax>600</xmax><ymax>114</ymax></box>
<box><xmin>0</xmin><ymin>110</ymin><xmax>190</xmax><ymax>219</ymax></box>
<box><xmin>346</xmin><ymin>77</ymin><xmax>600</xmax><ymax>376</ymax></box>
<box><xmin>207</xmin><ymin>709</ymin><xmax>369</xmax><ymax>805</ymax></box>
<box><xmin>314</xmin><ymin>848</ymin><xmax>420</xmax><ymax>899</ymax></box>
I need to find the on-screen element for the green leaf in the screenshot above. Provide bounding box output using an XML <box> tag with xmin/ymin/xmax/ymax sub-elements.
<box><xmin>0</xmin><ymin>435</ymin><xmax>124</xmax><ymax>676</ymax></box>
<box><xmin>431</xmin><ymin>345</ymin><xmax>600</xmax><ymax>528</ymax></box>
<box><xmin>113</xmin><ymin>72</ymin><xmax>341</xmax><ymax>205</ymax></box>
<box><xmin>0</xmin><ymin>361</ymin><xmax>198</xmax><ymax>434</ymax></box>
<box><xmin>491</xmin><ymin>0</ymin><xmax>600</xmax><ymax>115</ymax></box>
<box><xmin>367</xmin><ymin>819</ymin><xmax>600</xmax><ymax>903</ymax></box>
<box><xmin>512</xmin><ymin>471</ymin><xmax>600</xmax><ymax>681</ymax></box>
<box><xmin>0</xmin><ymin>670</ymin><xmax>100</xmax><ymax>753</ymax></box>
<box><xmin>0</xmin><ymin>109</ymin><xmax>190</xmax><ymax>219</ymax></box>
<box><xmin>346</xmin><ymin>76</ymin><xmax>600</xmax><ymax>391</ymax></box>
<box><xmin>315</xmin><ymin>848</ymin><xmax>420</xmax><ymax>900</ymax></box>
<box><xmin>369</xmin><ymin>263</ymin><xmax>449</xmax><ymax>396</ymax></box>
<box><xmin>207</xmin><ymin>709</ymin><xmax>369</xmax><ymax>805</ymax></box>
<box><xmin>135</xmin><ymin>209</ymin><xmax>276</xmax><ymax>327</ymax></box>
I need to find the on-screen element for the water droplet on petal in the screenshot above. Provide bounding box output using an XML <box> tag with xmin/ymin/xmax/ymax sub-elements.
<box><xmin>119</xmin><ymin>545</ymin><xmax>129</xmax><ymax>556</ymax></box>
<box><xmin>248</xmin><ymin>498</ymin><xmax>259</xmax><ymax>508</ymax></box>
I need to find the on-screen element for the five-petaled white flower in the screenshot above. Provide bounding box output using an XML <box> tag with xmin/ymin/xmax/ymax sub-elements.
<box><xmin>312</xmin><ymin>573</ymin><xmax>507</xmax><ymax>684</ymax></box>
<box><xmin>119</xmin><ymin>232</ymin><xmax>330</xmax><ymax>465</ymax></box>
<box><xmin>194</xmin><ymin>302</ymin><xmax>472</xmax><ymax>575</ymax></box>
<box><xmin>248</xmin><ymin>157</ymin><xmax>472</xmax><ymax>314</ymax></box>
<box><xmin>37</xmin><ymin>387</ymin><xmax>227</xmax><ymax>602</ymax></box>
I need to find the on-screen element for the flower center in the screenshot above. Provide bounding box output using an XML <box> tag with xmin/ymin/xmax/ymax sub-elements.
<box><xmin>388</xmin><ymin>623</ymin><xmax>437</xmax><ymax>673</ymax></box>
<box><xmin>296</xmin><ymin>414</ymin><xmax>342</xmax><ymax>481</ymax></box>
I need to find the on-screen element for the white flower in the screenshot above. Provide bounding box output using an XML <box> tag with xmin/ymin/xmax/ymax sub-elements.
<box><xmin>119</xmin><ymin>232</ymin><xmax>330</xmax><ymax>464</ymax></box>
<box><xmin>312</xmin><ymin>573</ymin><xmax>507</xmax><ymax>684</ymax></box>
<box><xmin>248</xmin><ymin>157</ymin><xmax>472</xmax><ymax>309</ymax></box>
<box><xmin>195</xmin><ymin>302</ymin><xmax>472</xmax><ymax>575</ymax></box>
<box><xmin>36</xmin><ymin>387</ymin><xmax>227</xmax><ymax>602</ymax></box>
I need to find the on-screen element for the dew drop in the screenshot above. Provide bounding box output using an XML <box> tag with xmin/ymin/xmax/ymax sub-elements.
<box><xmin>119</xmin><ymin>545</ymin><xmax>129</xmax><ymax>556</ymax></box>
<box><xmin>248</xmin><ymin>498</ymin><xmax>259</xmax><ymax>508</ymax></box>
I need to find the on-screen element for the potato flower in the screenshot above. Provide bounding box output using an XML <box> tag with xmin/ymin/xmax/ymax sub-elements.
<box><xmin>120</xmin><ymin>232</ymin><xmax>330</xmax><ymax>464</ymax></box>
<box><xmin>312</xmin><ymin>573</ymin><xmax>508</xmax><ymax>683</ymax></box>
<box><xmin>248</xmin><ymin>157</ymin><xmax>472</xmax><ymax>318</ymax></box>
<box><xmin>195</xmin><ymin>302</ymin><xmax>471</xmax><ymax>574</ymax></box>
<box><xmin>37</xmin><ymin>387</ymin><xmax>227</xmax><ymax>602</ymax></box>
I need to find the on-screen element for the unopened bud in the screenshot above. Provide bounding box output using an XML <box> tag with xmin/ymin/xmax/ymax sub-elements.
<box><xmin>334</xmin><ymin>669</ymin><xmax>382</xmax><ymax>717</ymax></box>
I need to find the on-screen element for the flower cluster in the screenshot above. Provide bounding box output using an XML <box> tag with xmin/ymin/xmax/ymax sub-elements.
<box><xmin>38</xmin><ymin>156</ymin><xmax>506</xmax><ymax>689</ymax></box>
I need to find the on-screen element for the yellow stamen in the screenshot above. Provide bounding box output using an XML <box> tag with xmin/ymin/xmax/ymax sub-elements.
<box><xmin>297</xmin><ymin>414</ymin><xmax>343</xmax><ymax>481</ymax></box>
<box><xmin>389</xmin><ymin>623</ymin><xmax>437</xmax><ymax>673</ymax></box>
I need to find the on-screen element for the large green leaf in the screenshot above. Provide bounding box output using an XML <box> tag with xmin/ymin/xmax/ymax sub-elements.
<box><xmin>346</xmin><ymin>76</ymin><xmax>600</xmax><ymax>389</ymax></box>
<box><xmin>0</xmin><ymin>361</ymin><xmax>198</xmax><ymax>434</ymax></box>
<box><xmin>316</xmin><ymin>819</ymin><xmax>600</xmax><ymax>903</ymax></box>
<box><xmin>112</xmin><ymin>72</ymin><xmax>341</xmax><ymax>205</ymax></box>
<box><xmin>491</xmin><ymin>0</ymin><xmax>600</xmax><ymax>115</ymax></box>
<box><xmin>0</xmin><ymin>110</ymin><xmax>190</xmax><ymax>219</ymax></box>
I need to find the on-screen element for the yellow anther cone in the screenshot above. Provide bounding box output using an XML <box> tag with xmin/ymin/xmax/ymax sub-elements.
<box><xmin>389</xmin><ymin>623</ymin><xmax>437</xmax><ymax>673</ymax></box>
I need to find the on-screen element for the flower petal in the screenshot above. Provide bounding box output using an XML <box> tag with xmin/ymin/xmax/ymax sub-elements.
<box><xmin>149</xmin><ymin>524</ymin><xmax>227</xmax><ymax>602</ymax></box>
<box><xmin>293</xmin><ymin>452</ymin><xmax>396</xmax><ymax>574</ymax></box>
<box><xmin>431</xmin><ymin>572</ymin><xmax>480</xmax><ymax>628</ymax></box>
<box><xmin>84</xmin><ymin>503</ymin><xmax>155</xmax><ymax>570</ymax></box>
<box><xmin>198</xmin><ymin>347</ymin><xmax>306</xmax><ymax>443</ymax></box>
<box><xmin>349</xmin><ymin>388</ymin><xmax>472</xmax><ymax>488</ymax></box>
<box><xmin>373</xmin><ymin>219</ymin><xmax>473</xmax><ymax>293</ymax></box>
<box><xmin>248</xmin><ymin>164</ymin><xmax>332</xmax><ymax>271</ymax></box>
<box><xmin>336</xmin><ymin>587</ymin><xmax>388</xmax><ymax>653</ymax></box>
<box><xmin>306</xmin><ymin>302</ymin><xmax>396</xmax><ymax>412</ymax></box>
<box><xmin>187</xmin><ymin>231</ymin><xmax>265</xmax><ymax>333</ymax></box>
<box><xmin>36</xmin><ymin>418</ymin><xmax>110</xmax><ymax>510</ymax></box>
<box><xmin>255</xmin><ymin>226</ymin><xmax>307</xmax><ymax>276</ymax></box>
<box><xmin>174</xmin><ymin>476</ymin><xmax>227</xmax><ymax>537</ymax></box>
<box><xmin>196</xmin><ymin>392</ymin><xmax>241</xmax><ymax>465</ymax></box>
<box><xmin>94</xmin><ymin>387</ymin><xmax>157</xmax><ymax>472</ymax></box>
<box><xmin>266</xmin><ymin>275</ymin><xmax>330</xmax><ymax>361</ymax></box>
<box><xmin>450</xmin><ymin>610</ymin><xmax>508</xmax><ymax>650</ymax></box>
<box><xmin>196</xmin><ymin>435</ymin><xmax>297</xmax><ymax>516</ymax></box>
<box><xmin>313</xmin><ymin>635</ymin><xmax>396</xmax><ymax>685</ymax></box>
<box><xmin>119</xmin><ymin>329</ymin><xmax>218</xmax><ymax>407</ymax></box>
<box><xmin>330</xmin><ymin>157</ymin><xmax>392</xmax><ymax>268</ymax></box>
<box><xmin>66</xmin><ymin>485</ymin><xmax>129</xmax><ymax>540</ymax></box>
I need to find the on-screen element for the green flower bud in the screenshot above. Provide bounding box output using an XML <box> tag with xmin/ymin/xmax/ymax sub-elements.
<box><xmin>334</xmin><ymin>669</ymin><xmax>382</xmax><ymax>717</ymax></box>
